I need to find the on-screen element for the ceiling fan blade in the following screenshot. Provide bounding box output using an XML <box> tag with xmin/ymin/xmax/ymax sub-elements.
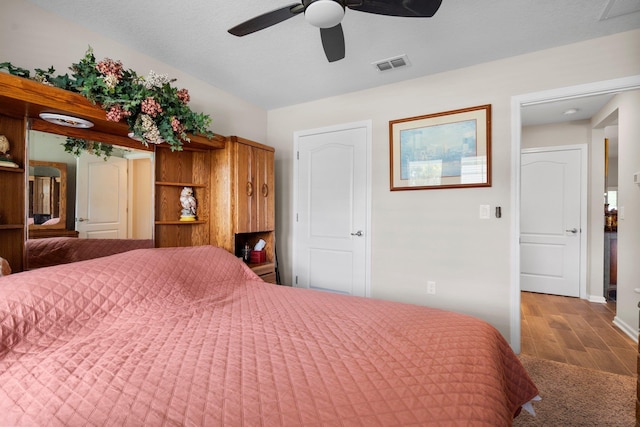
<box><xmin>346</xmin><ymin>0</ymin><xmax>442</xmax><ymax>17</ymax></box>
<box><xmin>320</xmin><ymin>24</ymin><xmax>345</xmax><ymax>62</ymax></box>
<box><xmin>228</xmin><ymin>3</ymin><xmax>304</xmax><ymax>36</ymax></box>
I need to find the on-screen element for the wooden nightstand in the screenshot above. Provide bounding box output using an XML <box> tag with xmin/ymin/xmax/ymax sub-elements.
<box><xmin>250</xmin><ymin>262</ymin><xmax>277</xmax><ymax>284</ymax></box>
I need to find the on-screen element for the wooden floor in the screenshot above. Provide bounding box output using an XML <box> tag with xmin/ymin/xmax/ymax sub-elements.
<box><xmin>521</xmin><ymin>291</ymin><xmax>637</xmax><ymax>377</ymax></box>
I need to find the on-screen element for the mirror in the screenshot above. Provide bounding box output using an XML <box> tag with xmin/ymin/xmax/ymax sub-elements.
<box><xmin>28</xmin><ymin>160</ymin><xmax>67</xmax><ymax>229</ymax></box>
<box><xmin>26</xmin><ymin>130</ymin><xmax>155</xmax><ymax>267</ymax></box>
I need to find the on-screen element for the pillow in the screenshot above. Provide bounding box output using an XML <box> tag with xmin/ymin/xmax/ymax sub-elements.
<box><xmin>42</xmin><ymin>217</ymin><xmax>60</xmax><ymax>226</ymax></box>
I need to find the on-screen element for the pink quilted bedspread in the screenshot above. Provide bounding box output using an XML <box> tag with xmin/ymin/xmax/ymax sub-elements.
<box><xmin>0</xmin><ymin>246</ymin><xmax>538</xmax><ymax>426</ymax></box>
<box><xmin>25</xmin><ymin>237</ymin><xmax>154</xmax><ymax>269</ymax></box>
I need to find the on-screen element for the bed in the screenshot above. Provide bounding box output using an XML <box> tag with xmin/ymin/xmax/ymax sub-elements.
<box><xmin>0</xmin><ymin>245</ymin><xmax>538</xmax><ymax>426</ymax></box>
<box><xmin>25</xmin><ymin>237</ymin><xmax>155</xmax><ymax>269</ymax></box>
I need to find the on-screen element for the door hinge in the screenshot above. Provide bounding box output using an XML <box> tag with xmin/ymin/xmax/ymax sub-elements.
<box><xmin>296</xmin><ymin>213</ymin><xmax>298</xmax><ymax>222</ymax></box>
<box><xmin>297</xmin><ymin>151</ymin><xmax>299</xmax><ymax>160</ymax></box>
<box><xmin>295</xmin><ymin>275</ymin><xmax>298</xmax><ymax>285</ymax></box>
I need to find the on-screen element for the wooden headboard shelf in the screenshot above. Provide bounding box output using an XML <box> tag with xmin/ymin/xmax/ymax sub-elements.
<box><xmin>0</xmin><ymin>72</ymin><xmax>225</xmax><ymax>151</ymax></box>
<box><xmin>0</xmin><ymin>71</ymin><xmax>232</xmax><ymax>273</ymax></box>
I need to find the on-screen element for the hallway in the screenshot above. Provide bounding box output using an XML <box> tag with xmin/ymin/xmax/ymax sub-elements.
<box><xmin>521</xmin><ymin>291</ymin><xmax>637</xmax><ymax>376</ymax></box>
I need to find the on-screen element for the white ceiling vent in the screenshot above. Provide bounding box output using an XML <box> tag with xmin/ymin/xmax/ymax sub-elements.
<box><xmin>600</xmin><ymin>0</ymin><xmax>640</xmax><ymax>20</ymax></box>
<box><xmin>373</xmin><ymin>54</ymin><xmax>410</xmax><ymax>72</ymax></box>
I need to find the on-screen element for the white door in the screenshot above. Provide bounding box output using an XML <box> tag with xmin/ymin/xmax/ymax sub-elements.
<box><xmin>76</xmin><ymin>153</ymin><xmax>128</xmax><ymax>238</ymax></box>
<box><xmin>520</xmin><ymin>146</ymin><xmax>585</xmax><ymax>297</ymax></box>
<box><xmin>293</xmin><ymin>121</ymin><xmax>371</xmax><ymax>296</ymax></box>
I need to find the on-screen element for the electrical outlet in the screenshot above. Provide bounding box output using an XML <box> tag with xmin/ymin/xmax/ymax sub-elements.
<box><xmin>427</xmin><ymin>281</ymin><xmax>436</xmax><ymax>295</ymax></box>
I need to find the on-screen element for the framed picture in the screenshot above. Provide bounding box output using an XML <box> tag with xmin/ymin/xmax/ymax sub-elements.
<box><xmin>389</xmin><ymin>104</ymin><xmax>491</xmax><ymax>191</ymax></box>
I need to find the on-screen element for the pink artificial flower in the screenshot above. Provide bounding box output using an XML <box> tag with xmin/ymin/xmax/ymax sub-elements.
<box><xmin>106</xmin><ymin>105</ymin><xmax>131</xmax><ymax>122</ymax></box>
<box><xmin>177</xmin><ymin>88</ymin><xmax>190</xmax><ymax>104</ymax></box>
<box><xmin>171</xmin><ymin>116</ymin><xmax>184</xmax><ymax>133</ymax></box>
<box><xmin>141</xmin><ymin>97</ymin><xmax>163</xmax><ymax>117</ymax></box>
<box><xmin>96</xmin><ymin>58</ymin><xmax>123</xmax><ymax>79</ymax></box>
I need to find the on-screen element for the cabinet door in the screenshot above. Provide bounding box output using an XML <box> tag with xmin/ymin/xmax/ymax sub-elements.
<box><xmin>235</xmin><ymin>143</ymin><xmax>257</xmax><ymax>233</ymax></box>
<box><xmin>255</xmin><ymin>148</ymin><xmax>275</xmax><ymax>231</ymax></box>
<box><xmin>235</xmin><ymin>144</ymin><xmax>275</xmax><ymax>233</ymax></box>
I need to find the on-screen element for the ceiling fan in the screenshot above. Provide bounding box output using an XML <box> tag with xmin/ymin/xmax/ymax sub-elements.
<box><xmin>228</xmin><ymin>0</ymin><xmax>442</xmax><ymax>62</ymax></box>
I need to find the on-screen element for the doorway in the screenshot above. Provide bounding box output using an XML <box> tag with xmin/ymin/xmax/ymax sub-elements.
<box><xmin>292</xmin><ymin>120</ymin><xmax>372</xmax><ymax>297</ymax></box>
<box><xmin>509</xmin><ymin>75</ymin><xmax>640</xmax><ymax>352</ymax></box>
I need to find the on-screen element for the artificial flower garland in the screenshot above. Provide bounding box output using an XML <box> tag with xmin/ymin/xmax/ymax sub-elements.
<box><xmin>1</xmin><ymin>47</ymin><xmax>213</xmax><ymax>151</ymax></box>
<box><xmin>63</xmin><ymin>137</ymin><xmax>113</xmax><ymax>161</ymax></box>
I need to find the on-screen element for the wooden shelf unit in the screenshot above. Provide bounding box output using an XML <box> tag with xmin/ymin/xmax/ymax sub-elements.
<box><xmin>0</xmin><ymin>115</ymin><xmax>27</xmax><ymax>272</ymax></box>
<box><xmin>154</xmin><ymin>146</ymin><xmax>212</xmax><ymax>248</ymax></box>
<box><xmin>0</xmin><ymin>73</ymin><xmax>278</xmax><ymax>281</ymax></box>
<box><xmin>0</xmin><ymin>166</ymin><xmax>24</xmax><ymax>173</ymax></box>
<box><xmin>0</xmin><ymin>73</ymin><xmax>225</xmax><ymax>151</ymax></box>
<box><xmin>0</xmin><ymin>72</ymin><xmax>227</xmax><ymax>272</ymax></box>
<box><xmin>211</xmin><ymin>137</ymin><xmax>277</xmax><ymax>283</ymax></box>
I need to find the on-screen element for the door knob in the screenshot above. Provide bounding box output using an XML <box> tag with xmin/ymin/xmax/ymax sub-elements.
<box><xmin>350</xmin><ymin>230</ymin><xmax>363</xmax><ymax>237</ymax></box>
<box><xmin>565</xmin><ymin>228</ymin><xmax>578</xmax><ymax>234</ymax></box>
<box><xmin>77</xmin><ymin>217</ymin><xmax>88</xmax><ymax>222</ymax></box>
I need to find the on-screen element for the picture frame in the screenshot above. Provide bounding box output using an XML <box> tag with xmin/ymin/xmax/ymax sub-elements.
<box><xmin>389</xmin><ymin>104</ymin><xmax>491</xmax><ymax>191</ymax></box>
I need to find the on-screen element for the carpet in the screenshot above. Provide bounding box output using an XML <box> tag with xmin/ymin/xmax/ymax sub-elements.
<box><xmin>513</xmin><ymin>354</ymin><xmax>635</xmax><ymax>427</ymax></box>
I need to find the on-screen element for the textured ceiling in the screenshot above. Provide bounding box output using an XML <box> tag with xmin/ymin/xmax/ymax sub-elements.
<box><xmin>22</xmin><ymin>0</ymin><xmax>640</xmax><ymax>111</ymax></box>
<box><xmin>521</xmin><ymin>93</ymin><xmax>617</xmax><ymax>126</ymax></box>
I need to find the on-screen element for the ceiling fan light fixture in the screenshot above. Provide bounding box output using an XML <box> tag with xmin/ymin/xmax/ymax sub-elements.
<box><xmin>39</xmin><ymin>112</ymin><xmax>94</xmax><ymax>129</ymax></box>
<box><xmin>305</xmin><ymin>0</ymin><xmax>345</xmax><ymax>28</ymax></box>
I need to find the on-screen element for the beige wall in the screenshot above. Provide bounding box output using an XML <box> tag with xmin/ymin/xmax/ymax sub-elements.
<box><xmin>522</xmin><ymin>120</ymin><xmax>591</xmax><ymax>150</ymax></box>
<box><xmin>1</xmin><ymin>0</ymin><xmax>268</xmax><ymax>143</ymax></box>
<box><xmin>267</xmin><ymin>29</ymin><xmax>640</xmax><ymax>340</ymax></box>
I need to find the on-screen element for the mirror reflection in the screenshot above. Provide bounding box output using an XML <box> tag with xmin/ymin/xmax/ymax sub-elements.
<box><xmin>29</xmin><ymin>160</ymin><xmax>67</xmax><ymax>229</ymax></box>
<box><xmin>26</xmin><ymin>130</ymin><xmax>155</xmax><ymax>268</ymax></box>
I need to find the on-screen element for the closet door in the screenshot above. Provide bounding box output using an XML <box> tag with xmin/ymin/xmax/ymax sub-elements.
<box><xmin>235</xmin><ymin>142</ymin><xmax>257</xmax><ymax>233</ymax></box>
<box><xmin>255</xmin><ymin>148</ymin><xmax>275</xmax><ymax>232</ymax></box>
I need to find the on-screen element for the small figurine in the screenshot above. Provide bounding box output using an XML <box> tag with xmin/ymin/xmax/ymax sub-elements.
<box><xmin>0</xmin><ymin>135</ymin><xmax>9</xmax><ymax>156</ymax></box>
<box><xmin>0</xmin><ymin>135</ymin><xmax>18</xmax><ymax>168</ymax></box>
<box><xmin>179</xmin><ymin>186</ymin><xmax>197</xmax><ymax>221</ymax></box>
<box><xmin>0</xmin><ymin>256</ymin><xmax>10</xmax><ymax>276</ymax></box>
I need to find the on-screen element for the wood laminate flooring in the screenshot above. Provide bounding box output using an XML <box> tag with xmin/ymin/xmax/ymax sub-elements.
<box><xmin>521</xmin><ymin>291</ymin><xmax>637</xmax><ymax>377</ymax></box>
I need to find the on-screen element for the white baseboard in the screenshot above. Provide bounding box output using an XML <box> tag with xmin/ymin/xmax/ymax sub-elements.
<box><xmin>588</xmin><ymin>295</ymin><xmax>607</xmax><ymax>303</ymax></box>
<box><xmin>613</xmin><ymin>316</ymin><xmax>639</xmax><ymax>344</ymax></box>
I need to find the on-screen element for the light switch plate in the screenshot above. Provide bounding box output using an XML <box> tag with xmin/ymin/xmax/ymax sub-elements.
<box><xmin>479</xmin><ymin>204</ymin><xmax>490</xmax><ymax>219</ymax></box>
